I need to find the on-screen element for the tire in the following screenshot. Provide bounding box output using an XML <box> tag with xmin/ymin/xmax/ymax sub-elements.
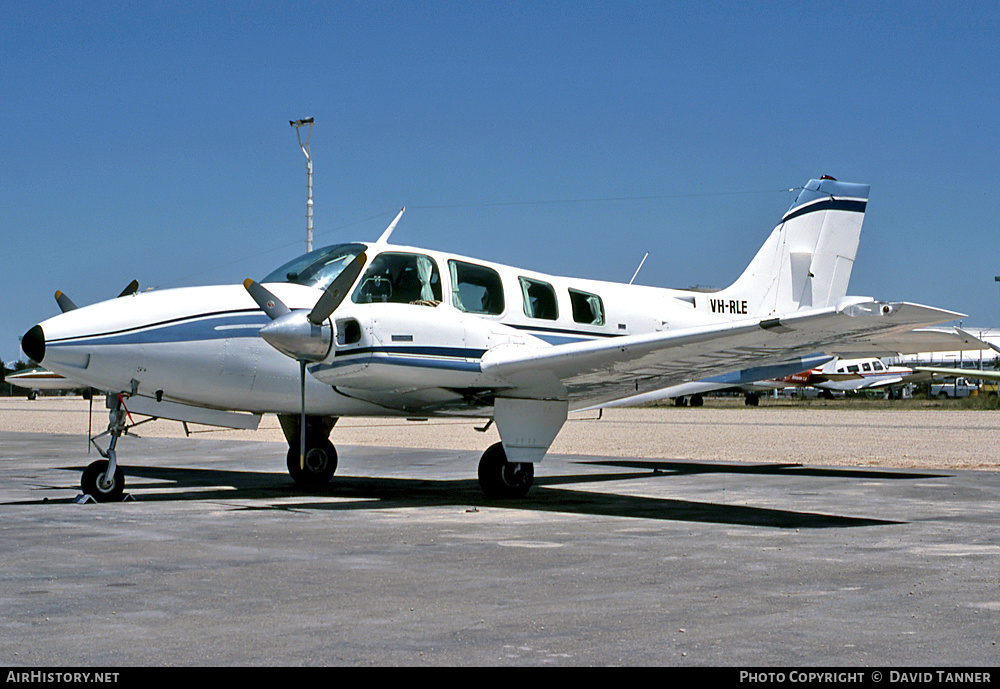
<box><xmin>287</xmin><ymin>438</ymin><xmax>337</xmax><ymax>487</ymax></box>
<box><xmin>478</xmin><ymin>442</ymin><xmax>534</xmax><ymax>499</ymax></box>
<box><xmin>81</xmin><ymin>460</ymin><xmax>125</xmax><ymax>502</ymax></box>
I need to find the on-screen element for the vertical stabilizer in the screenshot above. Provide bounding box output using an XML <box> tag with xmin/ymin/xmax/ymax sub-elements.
<box><xmin>713</xmin><ymin>177</ymin><xmax>869</xmax><ymax>317</ymax></box>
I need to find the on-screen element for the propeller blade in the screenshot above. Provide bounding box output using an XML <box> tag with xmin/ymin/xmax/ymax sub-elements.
<box><xmin>117</xmin><ymin>280</ymin><xmax>139</xmax><ymax>298</ymax></box>
<box><xmin>54</xmin><ymin>290</ymin><xmax>78</xmax><ymax>313</ymax></box>
<box><xmin>243</xmin><ymin>278</ymin><xmax>292</xmax><ymax>320</ymax></box>
<box><xmin>308</xmin><ymin>252</ymin><xmax>367</xmax><ymax>325</ymax></box>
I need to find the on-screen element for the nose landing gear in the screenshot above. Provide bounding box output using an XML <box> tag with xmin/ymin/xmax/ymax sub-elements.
<box><xmin>83</xmin><ymin>393</ymin><xmax>132</xmax><ymax>502</ymax></box>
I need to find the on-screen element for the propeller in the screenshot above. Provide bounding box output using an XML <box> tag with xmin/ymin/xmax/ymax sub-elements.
<box><xmin>244</xmin><ymin>252</ymin><xmax>367</xmax><ymax>471</ymax></box>
<box><xmin>117</xmin><ymin>280</ymin><xmax>140</xmax><ymax>298</ymax></box>
<box><xmin>54</xmin><ymin>280</ymin><xmax>140</xmax><ymax>313</ymax></box>
<box><xmin>54</xmin><ymin>290</ymin><xmax>78</xmax><ymax>313</ymax></box>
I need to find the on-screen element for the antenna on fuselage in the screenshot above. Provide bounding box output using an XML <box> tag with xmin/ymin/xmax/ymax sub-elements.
<box><xmin>629</xmin><ymin>252</ymin><xmax>649</xmax><ymax>285</ymax></box>
<box><xmin>375</xmin><ymin>207</ymin><xmax>405</xmax><ymax>245</ymax></box>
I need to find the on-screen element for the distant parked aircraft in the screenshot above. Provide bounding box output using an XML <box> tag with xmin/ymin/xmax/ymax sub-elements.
<box><xmin>5</xmin><ymin>367</ymin><xmax>85</xmax><ymax>400</ymax></box>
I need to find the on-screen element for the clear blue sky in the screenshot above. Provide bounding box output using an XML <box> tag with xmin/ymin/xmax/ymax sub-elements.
<box><xmin>3</xmin><ymin>1</ymin><xmax>999</xmax><ymax>365</ymax></box>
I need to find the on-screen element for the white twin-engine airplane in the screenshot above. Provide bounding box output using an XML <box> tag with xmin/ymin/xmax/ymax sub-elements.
<box><xmin>22</xmin><ymin>177</ymin><xmax>963</xmax><ymax>502</ymax></box>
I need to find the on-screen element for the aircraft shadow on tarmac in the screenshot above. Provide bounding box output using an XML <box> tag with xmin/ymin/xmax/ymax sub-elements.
<box><xmin>14</xmin><ymin>457</ymin><xmax>944</xmax><ymax>529</ymax></box>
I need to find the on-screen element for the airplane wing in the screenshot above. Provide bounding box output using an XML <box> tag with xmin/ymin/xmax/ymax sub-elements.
<box><xmin>812</xmin><ymin>373</ymin><xmax>861</xmax><ymax>382</ymax></box>
<box><xmin>861</xmin><ymin>376</ymin><xmax>907</xmax><ymax>389</ymax></box>
<box><xmin>481</xmin><ymin>299</ymin><xmax>961</xmax><ymax>409</ymax></box>
<box><xmin>914</xmin><ymin>366</ymin><xmax>1000</xmax><ymax>382</ymax></box>
<box><xmin>824</xmin><ymin>326</ymin><xmax>989</xmax><ymax>357</ymax></box>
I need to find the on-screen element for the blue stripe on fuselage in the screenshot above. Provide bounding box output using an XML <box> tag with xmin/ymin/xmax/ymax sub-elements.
<box><xmin>46</xmin><ymin>310</ymin><xmax>270</xmax><ymax>348</ymax></box>
<box><xmin>313</xmin><ymin>351</ymin><xmax>482</xmax><ymax>374</ymax></box>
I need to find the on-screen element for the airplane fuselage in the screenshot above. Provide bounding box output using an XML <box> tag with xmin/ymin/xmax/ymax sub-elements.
<box><xmin>781</xmin><ymin>357</ymin><xmax>914</xmax><ymax>392</ymax></box>
<box><xmin>27</xmin><ymin>240</ymin><xmax>744</xmax><ymax>418</ymax></box>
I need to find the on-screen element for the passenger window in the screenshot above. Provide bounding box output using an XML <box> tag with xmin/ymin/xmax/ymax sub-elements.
<box><xmin>352</xmin><ymin>252</ymin><xmax>442</xmax><ymax>304</ymax></box>
<box><xmin>847</xmin><ymin>365</ymin><xmax>860</xmax><ymax>373</ymax></box>
<box><xmin>569</xmin><ymin>288</ymin><xmax>605</xmax><ymax>326</ymax></box>
<box><xmin>862</xmin><ymin>363</ymin><xmax>872</xmax><ymax>372</ymax></box>
<box><xmin>873</xmin><ymin>361</ymin><xmax>884</xmax><ymax>371</ymax></box>
<box><xmin>519</xmin><ymin>277</ymin><xmax>558</xmax><ymax>320</ymax></box>
<box><xmin>449</xmin><ymin>260</ymin><xmax>505</xmax><ymax>315</ymax></box>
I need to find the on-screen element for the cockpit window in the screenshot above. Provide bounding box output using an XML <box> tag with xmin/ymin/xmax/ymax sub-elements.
<box><xmin>261</xmin><ymin>243</ymin><xmax>367</xmax><ymax>290</ymax></box>
<box><xmin>352</xmin><ymin>252</ymin><xmax>442</xmax><ymax>304</ymax></box>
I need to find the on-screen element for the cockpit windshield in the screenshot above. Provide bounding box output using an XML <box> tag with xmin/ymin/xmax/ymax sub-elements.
<box><xmin>261</xmin><ymin>243</ymin><xmax>367</xmax><ymax>290</ymax></box>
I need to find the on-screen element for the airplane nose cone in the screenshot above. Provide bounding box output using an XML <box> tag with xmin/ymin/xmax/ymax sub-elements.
<box><xmin>21</xmin><ymin>325</ymin><xmax>45</xmax><ymax>363</ymax></box>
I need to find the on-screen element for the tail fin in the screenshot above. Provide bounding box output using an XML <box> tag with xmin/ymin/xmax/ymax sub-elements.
<box><xmin>712</xmin><ymin>177</ymin><xmax>869</xmax><ymax>317</ymax></box>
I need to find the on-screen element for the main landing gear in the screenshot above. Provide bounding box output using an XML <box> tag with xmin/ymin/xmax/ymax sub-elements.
<box><xmin>278</xmin><ymin>416</ymin><xmax>536</xmax><ymax>498</ymax></box>
<box><xmin>278</xmin><ymin>414</ymin><xmax>339</xmax><ymax>488</ymax></box>
<box><xmin>478</xmin><ymin>442</ymin><xmax>534</xmax><ymax>499</ymax></box>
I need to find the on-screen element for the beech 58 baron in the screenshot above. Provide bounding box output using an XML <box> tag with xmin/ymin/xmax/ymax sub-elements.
<box><xmin>22</xmin><ymin>177</ymin><xmax>964</xmax><ymax>501</ymax></box>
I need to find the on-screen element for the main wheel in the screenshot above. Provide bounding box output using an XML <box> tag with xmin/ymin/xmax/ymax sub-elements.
<box><xmin>478</xmin><ymin>442</ymin><xmax>534</xmax><ymax>499</ymax></box>
<box><xmin>287</xmin><ymin>438</ymin><xmax>337</xmax><ymax>488</ymax></box>
<box><xmin>81</xmin><ymin>459</ymin><xmax>125</xmax><ymax>502</ymax></box>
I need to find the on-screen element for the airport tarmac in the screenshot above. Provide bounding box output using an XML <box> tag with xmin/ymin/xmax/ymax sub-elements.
<box><xmin>1</xmin><ymin>397</ymin><xmax>999</xmax><ymax>666</ymax></box>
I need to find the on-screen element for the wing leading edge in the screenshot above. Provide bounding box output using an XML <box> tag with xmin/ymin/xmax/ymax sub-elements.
<box><xmin>481</xmin><ymin>298</ymin><xmax>963</xmax><ymax>410</ymax></box>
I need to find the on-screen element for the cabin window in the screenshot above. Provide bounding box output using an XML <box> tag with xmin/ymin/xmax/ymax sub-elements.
<box><xmin>448</xmin><ymin>260</ymin><xmax>505</xmax><ymax>315</ymax></box>
<box><xmin>847</xmin><ymin>365</ymin><xmax>860</xmax><ymax>373</ymax></box>
<box><xmin>873</xmin><ymin>361</ymin><xmax>885</xmax><ymax>371</ymax></box>
<box><xmin>862</xmin><ymin>362</ymin><xmax>872</xmax><ymax>372</ymax></box>
<box><xmin>569</xmin><ymin>288</ymin><xmax>605</xmax><ymax>326</ymax></box>
<box><xmin>519</xmin><ymin>277</ymin><xmax>558</xmax><ymax>320</ymax></box>
<box><xmin>352</xmin><ymin>252</ymin><xmax>442</xmax><ymax>304</ymax></box>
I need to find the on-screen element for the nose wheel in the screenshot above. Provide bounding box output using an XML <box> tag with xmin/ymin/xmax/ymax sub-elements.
<box><xmin>81</xmin><ymin>460</ymin><xmax>125</xmax><ymax>502</ymax></box>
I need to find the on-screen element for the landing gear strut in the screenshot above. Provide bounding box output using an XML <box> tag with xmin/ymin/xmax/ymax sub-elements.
<box><xmin>478</xmin><ymin>442</ymin><xmax>534</xmax><ymax>499</ymax></box>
